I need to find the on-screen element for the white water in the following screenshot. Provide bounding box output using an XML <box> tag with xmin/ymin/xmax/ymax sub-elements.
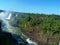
<box><xmin>0</xmin><ymin>11</ymin><xmax>38</xmax><ymax>45</ymax></box>
<box><xmin>6</xmin><ymin>13</ymin><xmax>12</xmax><ymax>20</ymax></box>
<box><xmin>1</xmin><ymin>12</ymin><xmax>22</xmax><ymax>36</ymax></box>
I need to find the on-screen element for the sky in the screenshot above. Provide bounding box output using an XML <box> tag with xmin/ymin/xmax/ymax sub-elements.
<box><xmin>0</xmin><ymin>0</ymin><xmax>60</xmax><ymax>15</ymax></box>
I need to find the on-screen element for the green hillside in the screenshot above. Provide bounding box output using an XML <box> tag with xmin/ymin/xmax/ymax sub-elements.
<box><xmin>13</xmin><ymin>13</ymin><xmax>60</xmax><ymax>45</ymax></box>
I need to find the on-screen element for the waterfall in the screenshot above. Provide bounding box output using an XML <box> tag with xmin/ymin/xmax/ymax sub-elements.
<box><xmin>6</xmin><ymin>13</ymin><xmax>12</xmax><ymax>20</ymax></box>
<box><xmin>0</xmin><ymin>11</ymin><xmax>38</xmax><ymax>45</ymax></box>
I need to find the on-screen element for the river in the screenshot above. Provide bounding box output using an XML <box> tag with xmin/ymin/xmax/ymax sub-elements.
<box><xmin>0</xmin><ymin>12</ymin><xmax>38</xmax><ymax>45</ymax></box>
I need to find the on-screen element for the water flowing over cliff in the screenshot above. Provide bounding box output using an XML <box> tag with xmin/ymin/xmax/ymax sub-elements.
<box><xmin>0</xmin><ymin>10</ymin><xmax>38</xmax><ymax>45</ymax></box>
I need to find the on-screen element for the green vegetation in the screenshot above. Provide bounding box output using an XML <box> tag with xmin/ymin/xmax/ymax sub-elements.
<box><xmin>14</xmin><ymin>13</ymin><xmax>60</xmax><ymax>45</ymax></box>
<box><xmin>9</xmin><ymin>13</ymin><xmax>60</xmax><ymax>45</ymax></box>
<box><xmin>18</xmin><ymin>14</ymin><xmax>60</xmax><ymax>36</ymax></box>
<box><xmin>48</xmin><ymin>40</ymin><xmax>57</xmax><ymax>45</ymax></box>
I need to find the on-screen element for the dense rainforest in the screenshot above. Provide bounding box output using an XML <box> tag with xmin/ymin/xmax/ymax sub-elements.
<box><xmin>10</xmin><ymin>13</ymin><xmax>60</xmax><ymax>45</ymax></box>
<box><xmin>0</xmin><ymin>10</ymin><xmax>60</xmax><ymax>45</ymax></box>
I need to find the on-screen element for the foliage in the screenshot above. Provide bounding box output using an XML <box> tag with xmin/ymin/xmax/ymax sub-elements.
<box><xmin>18</xmin><ymin>14</ymin><xmax>60</xmax><ymax>36</ymax></box>
<box><xmin>11</xmin><ymin>13</ymin><xmax>60</xmax><ymax>45</ymax></box>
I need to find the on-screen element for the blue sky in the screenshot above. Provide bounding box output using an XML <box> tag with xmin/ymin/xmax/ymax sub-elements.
<box><xmin>0</xmin><ymin>0</ymin><xmax>60</xmax><ymax>14</ymax></box>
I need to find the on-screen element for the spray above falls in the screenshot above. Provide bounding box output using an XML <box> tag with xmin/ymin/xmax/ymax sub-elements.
<box><xmin>0</xmin><ymin>11</ymin><xmax>12</xmax><ymax>21</ymax></box>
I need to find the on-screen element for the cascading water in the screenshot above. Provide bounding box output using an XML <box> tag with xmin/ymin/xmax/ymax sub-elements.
<box><xmin>0</xmin><ymin>11</ymin><xmax>38</xmax><ymax>45</ymax></box>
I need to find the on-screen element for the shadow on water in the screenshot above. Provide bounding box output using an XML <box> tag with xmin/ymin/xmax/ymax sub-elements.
<box><xmin>0</xmin><ymin>20</ymin><xmax>31</xmax><ymax>45</ymax></box>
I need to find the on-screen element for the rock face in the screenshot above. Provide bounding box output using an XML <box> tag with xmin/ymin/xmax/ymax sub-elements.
<box><xmin>0</xmin><ymin>20</ymin><xmax>28</xmax><ymax>45</ymax></box>
<box><xmin>0</xmin><ymin>32</ymin><xmax>19</xmax><ymax>45</ymax></box>
<box><xmin>0</xmin><ymin>21</ymin><xmax>18</xmax><ymax>45</ymax></box>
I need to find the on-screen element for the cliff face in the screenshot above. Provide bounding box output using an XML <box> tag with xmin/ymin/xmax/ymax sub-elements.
<box><xmin>0</xmin><ymin>21</ymin><xmax>18</xmax><ymax>45</ymax></box>
<box><xmin>0</xmin><ymin>32</ymin><xmax>19</xmax><ymax>45</ymax></box>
